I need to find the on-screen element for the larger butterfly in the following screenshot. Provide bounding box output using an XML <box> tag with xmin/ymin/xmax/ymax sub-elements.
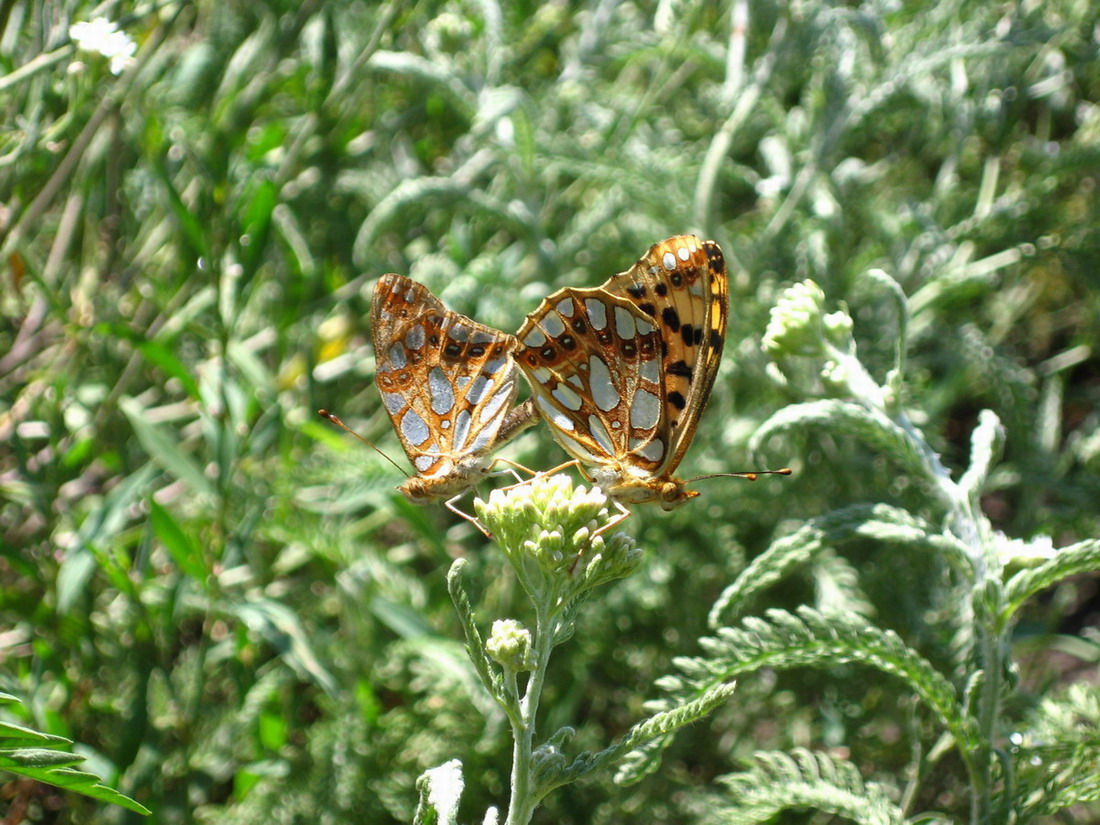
<box><xmin>371</xmin><ymin>274</ymin><xmax>536</xmax><ymax>504</ymax></box>
<box><xmin>515</xmin><ymin>235</ymin><xmax>729</xmax><ymax>509</ymax></box>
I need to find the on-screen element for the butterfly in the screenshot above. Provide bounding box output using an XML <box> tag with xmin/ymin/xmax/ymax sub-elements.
<box><xmin>369</xmin><ymin>273</ymin><xmax>537</xmax><ymax>506</ymax></box>
<box><xmin>516</xmin><ymin>234</ymin><xmax>762</xmax><ymax>510</ymax></box>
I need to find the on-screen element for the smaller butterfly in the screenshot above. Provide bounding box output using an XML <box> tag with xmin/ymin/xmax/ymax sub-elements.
<box><xmin>516</xmin><ymin>235</ymin><xmax>788</xmax><ymax>513</ymax></box>
<box><xmin>368</xmin><ymin>274</ymin><xmax>537</xmax><ymax>509</ymax></box>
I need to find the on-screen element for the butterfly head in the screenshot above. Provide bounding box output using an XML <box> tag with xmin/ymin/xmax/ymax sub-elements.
<box><xmin>398</xmin><ymin>476</ymin><xmax>440</xmax><ymax>504</ymax></box>
<box><xmin>397</xmin><ymin>456</ymin><xmax>490</xmax><ymax>503</ymax></box>
<box><xmin>590</xmin><ymin>466</ymin><xmax>699</xmax><ymax>510</ymax></box>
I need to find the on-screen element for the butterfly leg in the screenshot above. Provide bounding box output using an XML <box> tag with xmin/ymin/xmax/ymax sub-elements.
<box><xmin>498</xmin><ymin>459</ymin><xmax>586</xmax><ymax>494</ymax></box>
<box><xmin>443</xmin><ymin>494</ymin><xmax>494</xmax><ymax>539</ymax></box>
<box><xmin>486</xmin><ymin>456</ymin><xmax>537</xmax><ymax>485</ymax></box>
<box><xmin>592</xmin><ymin>497</ymin><xmax>631</xmax><ymax>539</ymax></box>
<box><xmin>567</xmin><ymin>498</ymin><xmax>631</xmax><ymax>574</ymax></box>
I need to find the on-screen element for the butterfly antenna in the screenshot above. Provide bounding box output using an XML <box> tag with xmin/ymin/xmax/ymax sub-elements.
<box><xmin>689</xmin><ymin>467</ymin><xmax>793</xmax><ymax>483</ymax></box>
<box><xmin>317</xmin><ymin>409</ymin><xmax>409</xmax><ymax>476</ymax></box>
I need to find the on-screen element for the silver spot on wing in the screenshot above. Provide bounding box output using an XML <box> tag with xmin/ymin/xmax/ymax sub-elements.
<box><xmin>429</xmin><ymin>367</ymin><xmax>454</xmax><ymax>415</ymax></box>
<box><xmin>386</xmin><ymin>343</ymin><xmax>407</xmax><ymax>369</ymax></box>
<box><xmin>452</xmin><ymin>409</ymin><xmax>472</xmax><ymax>451</ymax></box>
<box><xmin>551</xmin><ymin>382</ymin><xmax>584</xmax><ymax>411</ymax></box>
<box><xmin>588</xmin><ymin>355</ymin><xmax>619</xmax><ymax>412</ymax></box>
<box><xmin>404</xmin><ymin>324</ymin><xmax>425</xmax><ymax>350</ymax></box>
<box><xmin>382</xmin><ymin>392</ymin><xmax>404</xmax><ymax>414</ymax></box>
<box><xmin>630</xmin><ymin>388</ymin><xmax>660</xmax><ymax>430</ymax></box>
<box><xmin>631</xmin><ymin>437</ymin><xmax>665</xmax><ymax>462</ymax></box>
<box><xmin>614</xmin><ymin>306</ymin><xmax>636</xmax><ymax>339</ymax></box>
<box><xmin>542</xmin><ymin>311</ymin><xmax>566</xmax><ymax>338</ymax></box>
<box><xmin>536</xmin><ymin>395</ymin><xmax>574</xmax><ymax>431</ymax></box>
<box><xmin>585</xmin><ymin>299</ymin><xmax>608</xmax><ymax>330</ymax></box>
<box><xmin>401</xmin><ymin>408</ymin><xmax>430</xmax><ymax>446</ymax></box>
<box><xmin>588</xmin><ymin>415</ymin><xmax>615</xmax><ymax>455</ymax></box>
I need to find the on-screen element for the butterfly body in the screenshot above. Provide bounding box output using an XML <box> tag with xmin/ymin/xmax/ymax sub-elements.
<box><xmin>516</xmin><ymin>235</ymin><xmax>728</xmax><ymax>509</ymax></box>
<box><xmin>371</xmin><ymin>274</ymin><xmax>536</xmax><ymax>502</ymax></box>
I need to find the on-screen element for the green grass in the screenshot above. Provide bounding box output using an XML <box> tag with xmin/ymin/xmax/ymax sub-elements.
<box><xmin>1</xmin><ymin>0</ymin><xmax>1099</xmax><ymax>822</ymax></box>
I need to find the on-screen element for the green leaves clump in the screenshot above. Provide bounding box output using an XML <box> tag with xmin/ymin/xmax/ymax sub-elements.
<box><xmin>0</xmin><ymin>694</ymin><xmax>149</xmax><ymax>816</ymax></box>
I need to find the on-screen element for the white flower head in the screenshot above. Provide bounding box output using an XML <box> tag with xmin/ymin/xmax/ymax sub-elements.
<box><xmin>69</xmin><ymin>17</ymin><xmax>136</xmax><ymax>75</ymax></box>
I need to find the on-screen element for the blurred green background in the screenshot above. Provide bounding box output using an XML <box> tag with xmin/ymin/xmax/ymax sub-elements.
<box><xmin>1</xmin><ymin>0</ymin><xmax>1098</xmax><ymax>822</ymax></box>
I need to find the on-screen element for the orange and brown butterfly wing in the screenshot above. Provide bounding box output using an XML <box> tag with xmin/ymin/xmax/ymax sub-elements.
<box><xmin>602</xmin><ymin>235</ymin><xmax>729</xmax><ymax>471</ymax></box>
<box><xmin>371</xmin><ymin>274</ymin><xmax>526</xmax><ymax>487</ymax></box>
<box><xmin>516</xmin><ymin>288</ymin><xmax>668</xmax><ymax>473</ymax></box>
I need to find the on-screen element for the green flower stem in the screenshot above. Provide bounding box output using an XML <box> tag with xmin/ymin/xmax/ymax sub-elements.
<box><xmin>767</xmin><ymin>280</ymin><xmax>1004</xmax><ymax>823</ymax></box>
<box><xmin>470</xmin><ymin>475</ymin><xmax>642</xmax><ymax>824</ymax></box>
<box><xmin>505</xmin><ymin>602</ymin><xmax>556</xmax><ymax>825</ymax></box>
<box><xmin>826</xmin><ymin>339</ymin><xmax>996</xmax><ymax>822</ymax></box>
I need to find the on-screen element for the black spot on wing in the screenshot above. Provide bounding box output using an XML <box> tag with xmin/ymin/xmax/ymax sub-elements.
<box><xmin>668</xmin><ymin>391</ymin><xmax>687</xmax><ymax>410</ymax></box>
<box><xmin>668</xmin><ymin>360</ymin><xmax>692</xmax><ymax>380</ymax></box>
<box><xmin>661</xmin><ymin>307</ymin><xmax>681</xmax><ymax>332</ymax></box>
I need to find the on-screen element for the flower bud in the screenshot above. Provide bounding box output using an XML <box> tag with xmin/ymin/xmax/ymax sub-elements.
<box><xmin>486</xmin><ymin>619</ymin><xmax>534</xmax><ymax>671</ymax></box>
<box><xmin>762</xmin><ymin>280</ymin><xmax>828</xmax><ymax>357</ymax></box>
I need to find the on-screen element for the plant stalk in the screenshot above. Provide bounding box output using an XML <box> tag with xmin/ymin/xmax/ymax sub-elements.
<box><xmin>505</xmin><ymin>602</ymin><xmax>556</xmax><ymax>825</ymax></box>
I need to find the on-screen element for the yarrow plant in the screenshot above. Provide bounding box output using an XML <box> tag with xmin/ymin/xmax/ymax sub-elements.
<box><xmin>665</xmin><ymin>271</ymin><xmax>1100</xmax><ymax>824</ymax></box>
<box><xmin>415</xmin><ymin>475</ymin><xmax>739</xmax><ymax>825</ymax></box>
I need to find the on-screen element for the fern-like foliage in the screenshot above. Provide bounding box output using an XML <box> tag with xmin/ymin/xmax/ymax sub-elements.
<box><xmin>1002</xmin><ymin>538</ymin><xmax>1100</xmax><ymax>623</ymax></box>
<box><xmin>448</xmin><ymin>559</ymin><xmax>510</xmax><ymax>713</ymax></box>
<box><xmin>812</xmin><ymin>548</ymin><xmax>875</xmax><ymax>619</ymax></box>
<box><xmin>1014</xmin><ymin>683</ymin><xmax>1100</xmax><ymax>821</ymax></box>
<box><xmin>562</xmin><ymin>681</ymin><xmax>740</xmax><ymax>789</ymax></box>
<box><xmin>750</xmin><ymin>400</ymin><xmax>934</xmax><ymax>485</ymax></box>
<box><xmin>705</xmin><ymin>748</ymin><xmax>905</xmax><ymax>825</ymax></box>
<box><xmin>709</xmin><ymin>503</ymin><xmax>971</xmax><ymax>626</ymax></box>
<box><xmin>666</xmin><ymin>607</ymin><xmax>976</xmax><ymax>753</ymax></box>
